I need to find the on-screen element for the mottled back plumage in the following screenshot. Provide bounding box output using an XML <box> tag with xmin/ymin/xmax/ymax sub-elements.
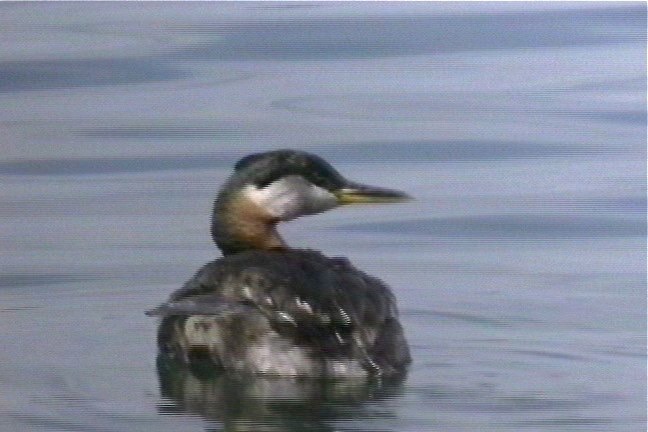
<box><xmin>149</xmin><ymin>249</ymin><xmax>410</xmax><ymax>376</ymax></box>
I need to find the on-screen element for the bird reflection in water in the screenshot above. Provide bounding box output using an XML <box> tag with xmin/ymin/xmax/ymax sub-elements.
<box><xmin>156</xmin><ymin>356</ymin><xmax>406</xmax><ymax>432</ymax></box>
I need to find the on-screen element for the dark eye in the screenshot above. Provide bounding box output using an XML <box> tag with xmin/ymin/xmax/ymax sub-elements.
<box><xmin>255</xmin><ymin>174</ymin><xmax>280</xmax><ymax>188</ymax></box>
<box><xmin>306</xmin><ymin>165</ymin><xmax>344</xmax><ymax>190</ymax></box>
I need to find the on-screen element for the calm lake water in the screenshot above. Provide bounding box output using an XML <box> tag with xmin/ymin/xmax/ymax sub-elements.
<box><xmin>0</xmin><ymin>2</ymin><xmax>646</xmax><ymax>431</ymax></box>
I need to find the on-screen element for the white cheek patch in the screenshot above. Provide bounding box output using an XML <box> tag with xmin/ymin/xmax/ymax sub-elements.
<box><xmin>243</xmin><ymin>176</ymin><xmax>338</xmax><ymax>221</ymax></box>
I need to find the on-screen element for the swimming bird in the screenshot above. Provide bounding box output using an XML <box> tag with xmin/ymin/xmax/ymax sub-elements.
<box><xmin>147</xmin><ymin>149</ymin><xmax>411</xmax><ymax>377</ymax></box>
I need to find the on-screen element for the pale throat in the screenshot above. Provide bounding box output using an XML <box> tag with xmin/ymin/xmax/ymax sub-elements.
<box><xmin>212</xmin><ymin>177</ymin><xmax>338</xmax><ymax>254</ymax></box>
<box><xmin>242</xmin><ymin>176</ymin><xmax>338</xmax><ymax>221</ymax></box>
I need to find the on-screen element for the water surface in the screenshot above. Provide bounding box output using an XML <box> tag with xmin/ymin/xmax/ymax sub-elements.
<box><xmin>0</xmin><ymin>2</ymin><xmax>645</xmax><ymax>431</ymax></box>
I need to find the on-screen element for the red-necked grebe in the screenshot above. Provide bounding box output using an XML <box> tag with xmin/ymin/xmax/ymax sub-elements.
<box><xmin>147</xmin><ymin>149</ymin><xmax>411</xmax><ymax>377</ymax></box>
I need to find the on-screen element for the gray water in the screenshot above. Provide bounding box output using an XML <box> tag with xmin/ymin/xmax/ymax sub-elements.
<box><xmin>0</xmin><ymin>2</ymin><xmax>646</xmax><ymax>431</ymax></box>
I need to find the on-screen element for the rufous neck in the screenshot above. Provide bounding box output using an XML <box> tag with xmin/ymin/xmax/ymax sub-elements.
<box><xmin>211</xmin><ymin>192</ymin><xmax>286</xmax><ymax>255</ymax></box>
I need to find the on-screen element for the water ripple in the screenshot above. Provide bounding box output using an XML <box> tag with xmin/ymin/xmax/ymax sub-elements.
<box><xmin>0</xmin><ymin>273</ymin><xmax>99</xmax><ymax>289</ymax></box>
<box><xmin>405</xmin><ymin>308</ymin><xmax>509</xmax><ymax>328</ymax></box>
<box><xmin>0</xmin><ymin>154</ymin><xmax>233</xmax><ymax>176</ymax></box>
<box><xmin>169</xmin><ymin>6</ymin><xmax>645</xmax><ymax>61</ymax></box>
<box><xmin>315</xmin><ymin>140</ymin><xmax>621</xmax><ymax>162</ymax></box>
<box><xmin>0</xmin><ymin>58</ymin><xmax>186</xmax><ymax>92</ymax></box>
<box><xmin>339</xmin><ymin>214</ymin><xmax>645</xmax><ymax>239</ymax></box>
